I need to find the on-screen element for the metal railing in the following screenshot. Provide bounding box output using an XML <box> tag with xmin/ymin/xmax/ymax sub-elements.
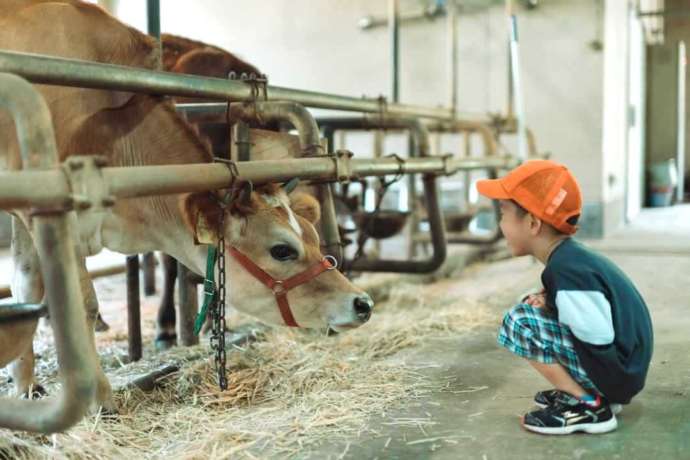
<box><xmin>0</xmin><ymin>50</ymin><xmax>481</xmax><ymax>121</ymax></box>
<box><xmin>0</xmin><ymin>73</ymin><xmax>96</xmax><ymax>433</ymax></box>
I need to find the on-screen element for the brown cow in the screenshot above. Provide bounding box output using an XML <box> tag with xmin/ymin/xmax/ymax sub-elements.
<box><xmin>0</xmin><ymin>0</ymin><xmax>373</xmax><ymax>410</ymax></box>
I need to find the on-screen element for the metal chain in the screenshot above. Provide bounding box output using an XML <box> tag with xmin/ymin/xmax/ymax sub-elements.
<box><xmin>212</xmin><ymin>211</ymin><xmax>228</xmax><ymax>391</ymax></box>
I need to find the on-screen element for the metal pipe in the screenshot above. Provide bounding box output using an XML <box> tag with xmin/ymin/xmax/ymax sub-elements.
<box><xmin>0</xmin><ymin>50</ymin><xmax>459</xmax><ymax>120</ymax></box>
<box><xmin>146</xmin><ymin>0</ymin><xmax>161</xmax><ymax>39</ymax></box>
<box><xmin>638</xmin><ymin>8</ymin><xmax>690</xmax><ymax>17</ymax></box>
<box><xmin>0</xmin><ymin>155</ymin><xmax>515</xmax><ymax>207</ymax></box>
<box><xmin>142</xmin><ymin>252</ymin><xmax>156</xmax><ymax>296</ymax></box>
<box><xmin>447</xmin><ymin>0</ymin><xmax>459</xmax><ymax>116</ymax></box>
<box><xmin>406</xmin><ymin>132</ymin><xmax>419</xmax><ymax>258</ymax></box>
<box><xmin>427</xmin><ymin>120</ymin><xmax>498</xmax><ymax>156</ymax></box>
<box><xmin>358</xmin><ymin>2</ymin><xmax>446</xmax><ymax>30</ymax></box>
<box><xmin>228</xmin><ymin>102</ymin><xmax>322</xmax><ymax>157</ymax></box>
<box><xmin>676</xmin><ymin>41</ymin><xmax>686</xmax><ymax>204</ymax></box>
<box><xmin>234</xmin><ymin>121</ymin><xmax>251</xmax><ymax>162</ymax></box>
<box><xmin>0</xmin><ymin>264</ymin><xmax>127</xmax><ymax>300</ymax></box>
<box><xmin>0</xmin><ymin>170</ymin><xmax>71</xmax><ymax>208</ymax></box>
<box><xmin>176</xmin><ymin>102</ymin><xmax>513</xmax><ymax>144</ymax></box>
<box><xmin>0</xmin><ymin>73</ymin><xmax>96</xmax><ymax>433</ymax></box>
<box><xmin>146</xmin><ymin>0</ymin><xmax>161</xmax><ymax>70</ymax></box>
<box><xmin>506</xmin><ymin>0</ymin><xmax>514</xmax><ymax>122</ymax></box>
<box><xmin>140</xmin><ymin>0</ymin><xmax>161</xmax><ymax>298</ymax></box>
<box><xmin>227</xmin><ymin>102</ymin><xmax>343</xmax><ymax>262</ymax></box>
<box><xmin>389</xmin><ymin>0</ymin><xmax>400</xmax><ymax>103</ymax></box>
<box><xmin>508</xmin><ymin>14</ymin><xmax>528</xmax><ymax>160</ymax></box>
<box><xmin>318</xmin><ymin>117</ymin><xmax>447</xmax><ymax>273</ymax></box>
<box><xmin>125</xmin><ymin>255</ymin><xmax>142</xmax><ymax>362</ymax></box>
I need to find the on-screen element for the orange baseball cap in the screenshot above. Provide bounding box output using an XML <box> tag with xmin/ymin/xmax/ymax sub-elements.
<box><xmin>476</xmin><ymin>160</ymin><xmax>582</xmax><ymax>235</ymax></box>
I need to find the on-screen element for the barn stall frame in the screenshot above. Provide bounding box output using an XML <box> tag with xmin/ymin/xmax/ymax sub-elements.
<box><xmin>0</xmin><ymin>49</ymin><xmax>519</xmax><ymax>433</ymax></box>
<box><xmin>0</xmin><ymin>46</ymin><xmax>522</xmax><ymax>359</ymax></box>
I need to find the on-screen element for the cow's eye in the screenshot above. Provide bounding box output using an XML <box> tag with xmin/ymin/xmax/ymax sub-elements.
<box><xmin>270</xmin><ymin>244</ymin><xmax>298</xmax><ymax>261</ymax></box>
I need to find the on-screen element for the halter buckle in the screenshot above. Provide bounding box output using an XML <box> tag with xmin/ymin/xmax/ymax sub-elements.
<box><xmin>324</xmin><ymin>255</ymin><xmax>338</xmax><ymax>270</ymax></box>
<box><xmin>272</xmin><ymin>280</ymin><xmax>287</xmax><ymax>295</ymax></box>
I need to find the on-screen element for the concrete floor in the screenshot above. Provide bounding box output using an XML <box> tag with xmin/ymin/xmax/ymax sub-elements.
<box><xmin>311</xmin><ymin>205</ymin><xmax>690</xmax><ymax>460</ymax></box>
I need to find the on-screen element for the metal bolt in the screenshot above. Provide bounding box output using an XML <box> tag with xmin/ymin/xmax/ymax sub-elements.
<box><xmin>68</xmin><ymin>160</ymin><xmax>84</xmax><ymax>171</ymax></box>
<box><xmin>63</xmin><ymin>196</ymin><xmax>75</xmax><ymax>210</ymax></box>
<box><xmin>93</xmin><ymin>156</ymin><xmax>109</xmax><ymax>168</ymax></box>
<box><xmin>102</xmin><ymin>197</ymin><xmax>116</xmax><ymax>207</ymax></box>
<box><xmin>74</xmin><ymin>199</ymin><xmax>91</xmax><ymax>211</ymax></box>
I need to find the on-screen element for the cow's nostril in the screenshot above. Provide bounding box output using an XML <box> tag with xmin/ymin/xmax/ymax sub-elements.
<box><xmin>353</xmin><ymin>296</ymin><xmax>373</xmax><ymax>321</ymax></box>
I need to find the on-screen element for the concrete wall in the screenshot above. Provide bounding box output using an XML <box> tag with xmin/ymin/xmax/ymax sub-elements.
<box><xmin>108</xmin><ymin>0</ymin><xmax>626</xmax><ymax>238</ymax></box>
<box><xmin>601</xmin><ymin>0</ymin><xmax>633</xmax><ymax>233</ymax></box>
<box><xmin>646</xmin><ymin>44</ymin><xmax>680</xmax><ymax>169</ymax></box>
<box><xmin>663</xmin><ymin>0</ymin><xmax>690</xmax><ymax>191</ymax></box>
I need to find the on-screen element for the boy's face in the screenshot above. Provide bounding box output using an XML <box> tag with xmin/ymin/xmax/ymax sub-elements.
<box><xmin>498</xmin><ymin>200</ymin><xmax>533</xmax><ymax>257</ymax></box>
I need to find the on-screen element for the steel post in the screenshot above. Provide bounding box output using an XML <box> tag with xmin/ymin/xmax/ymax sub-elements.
<box><xmin>0</xmin><ymin>73</ymin><xmax>96</xmax><ymax>433</ymax></box>
<box><xmin>126</xmin><ymin>255</ymin><xmax>142</xmax><ymax>362</ymax></box>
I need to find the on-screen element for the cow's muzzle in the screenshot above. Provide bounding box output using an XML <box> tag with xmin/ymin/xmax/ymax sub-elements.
<box><xmin>353</xmin><ymin>295</ymin><xmax>374</xmax><ymax>322</ymax></box>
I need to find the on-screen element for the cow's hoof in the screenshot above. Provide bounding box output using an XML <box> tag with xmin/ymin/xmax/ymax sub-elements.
<box><xmin>95</xmin><ymin>315</ymin><xmax>110</xmax><ymax>332</ymax></box>
<box><xmin>21</xmin><ymin>384</ymin><xmax>47</xmax><ymax>400</ymax></box>
<box><xmin>155</xmin><ymin>332</ymin><xmax>177</xmax><ymax>351</ymax></box>
<box><xmin>327</xmin><ymin>328</ymin><xmax>339</xmax><ymax>337</ymax></box>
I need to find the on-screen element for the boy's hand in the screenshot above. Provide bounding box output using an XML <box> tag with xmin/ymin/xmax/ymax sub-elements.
<box><xmin>524</xmin><ymin>290</ymin><xmax>546</xmax><ymax>308</ymax></box>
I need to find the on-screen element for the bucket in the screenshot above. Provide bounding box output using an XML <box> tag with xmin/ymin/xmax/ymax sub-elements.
<box><xmin>649</xmin><ymin>188</ymin><xmax>674</xmax><ymax>207</ymax></box>
<box><xmin>648</xmin><ymin>159</ymin><xmax>677</xmax><ymax>207</ymax></box>
<box><xmin>650</xmin><ymin>159</ymin><xmax>678</xmax><ymax>189</ymax></box>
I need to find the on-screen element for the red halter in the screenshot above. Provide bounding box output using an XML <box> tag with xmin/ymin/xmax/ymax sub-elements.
<box><xmin>228</xmin><ymin>247</ymin><xmax>337</xmax><ymax>327</ymax></box>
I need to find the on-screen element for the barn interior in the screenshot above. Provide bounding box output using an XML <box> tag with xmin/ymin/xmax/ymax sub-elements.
<box><xmin>0</xmin><ymin>0</ymin><xmax>688</xmax><ymax>459</ymax></box>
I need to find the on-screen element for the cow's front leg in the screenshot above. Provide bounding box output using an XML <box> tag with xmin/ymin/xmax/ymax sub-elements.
<box><xmin>8</xmin><ymin>343</ymin><xmax>45</xmax><ymax>399</ymax></box>
<box><xmin>77</xmin><ymin>258</ymin><xmax>114</xmax><ymax>413</ymax></box>
<box><xmin>4</xmin><ymin>216</ymin><xmax>43</xmax><ymax>397</ymax></box>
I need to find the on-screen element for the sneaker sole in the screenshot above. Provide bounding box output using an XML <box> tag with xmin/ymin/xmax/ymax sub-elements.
<box><xmin>522</xmin><ymin>415</ymin><xmax>618</xmax><ymax>435</ymax></box>
<box><xmin>535</xmin><ymin>402</ymin><xmax>623</xmax><ymax>415</ymax></box>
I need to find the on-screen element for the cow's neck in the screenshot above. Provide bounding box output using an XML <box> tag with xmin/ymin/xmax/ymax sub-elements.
<box><xmin>98</xmin><ymin>96</ymin><xmax>216</xmax><ymax>275</ymax></box>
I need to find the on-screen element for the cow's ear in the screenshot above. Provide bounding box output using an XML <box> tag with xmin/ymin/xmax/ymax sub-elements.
<box><xmin>194</xmin><ymin>210</ymin><xmax>219</xmax><ymax>245</ymax></box>
<box><xmin>228</xmin><ymin>180</ymin><xmax>255</xmax><ymax>216</ymax></box>
<box><xmin>181</xmin><ymin>192</ymin><xmax>221</xmax><ymax>245</ymax></box>
<box><xmin>290</xmin><ymin>192</ymin><xmax>321</xmax><ymax>225</ymax></box>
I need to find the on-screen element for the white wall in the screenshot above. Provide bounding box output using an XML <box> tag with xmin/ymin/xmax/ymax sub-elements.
<box><xmin>626</xmin><ymin>8</ymin><xmax>646</xmax><ymax>221</ymax></box>
<box><xmin>601</xmin><ymin>0</ymin><xmax>631</xmax><ymax>232</ymax></box>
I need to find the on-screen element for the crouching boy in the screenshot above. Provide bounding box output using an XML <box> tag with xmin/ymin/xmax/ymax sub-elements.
<box><xmin>476</xmin><ymin>160</ymin><xmax>653</xmax><ymax>435</ymax></box>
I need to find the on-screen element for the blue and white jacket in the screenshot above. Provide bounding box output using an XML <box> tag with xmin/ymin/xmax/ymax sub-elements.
<box><xmin>541</xmin><ymin>238</ymin><xmax>653</xmax><ymax>404</ymax></box>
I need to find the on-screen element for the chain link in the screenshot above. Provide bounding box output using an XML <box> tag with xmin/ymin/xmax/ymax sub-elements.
<box><xmin>212</xmin><ymin>211</ymin><xmax>228</xmax><ymax>391</ymax></box>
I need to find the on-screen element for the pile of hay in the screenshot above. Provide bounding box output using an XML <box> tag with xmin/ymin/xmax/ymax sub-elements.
<box><xmin>0</xmin><ymin>272</ymin><xmax>496</xmax><ymax>459</ymax></box>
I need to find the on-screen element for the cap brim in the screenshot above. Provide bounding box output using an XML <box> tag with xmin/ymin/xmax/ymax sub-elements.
<box><xmin>476</xmin><ymin>178</ymin><xmax>510</xmax><ymax>199</ymax></box>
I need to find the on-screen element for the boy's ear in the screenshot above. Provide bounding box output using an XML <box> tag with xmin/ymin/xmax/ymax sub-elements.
<box><xmin>528</xmin><ymin>213</ymin><xmax>543</xmax><ymax>236</ymax></box>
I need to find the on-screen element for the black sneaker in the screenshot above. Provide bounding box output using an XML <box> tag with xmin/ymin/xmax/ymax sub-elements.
<box><xmin>522</xmin><ymin>391</ymin><xmax>618</xmax><ymax>435</ymax></box>
<box><xmin>534</xmin><ymin>389</ymin><xmax>622</xmax><ymax>414</ymax></box>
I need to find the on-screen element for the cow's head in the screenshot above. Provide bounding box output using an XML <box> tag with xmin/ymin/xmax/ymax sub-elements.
<box><xmin>182</xmin><ymin>182</ymin><xmax>373</xmax><ymax>331</ymax></box>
